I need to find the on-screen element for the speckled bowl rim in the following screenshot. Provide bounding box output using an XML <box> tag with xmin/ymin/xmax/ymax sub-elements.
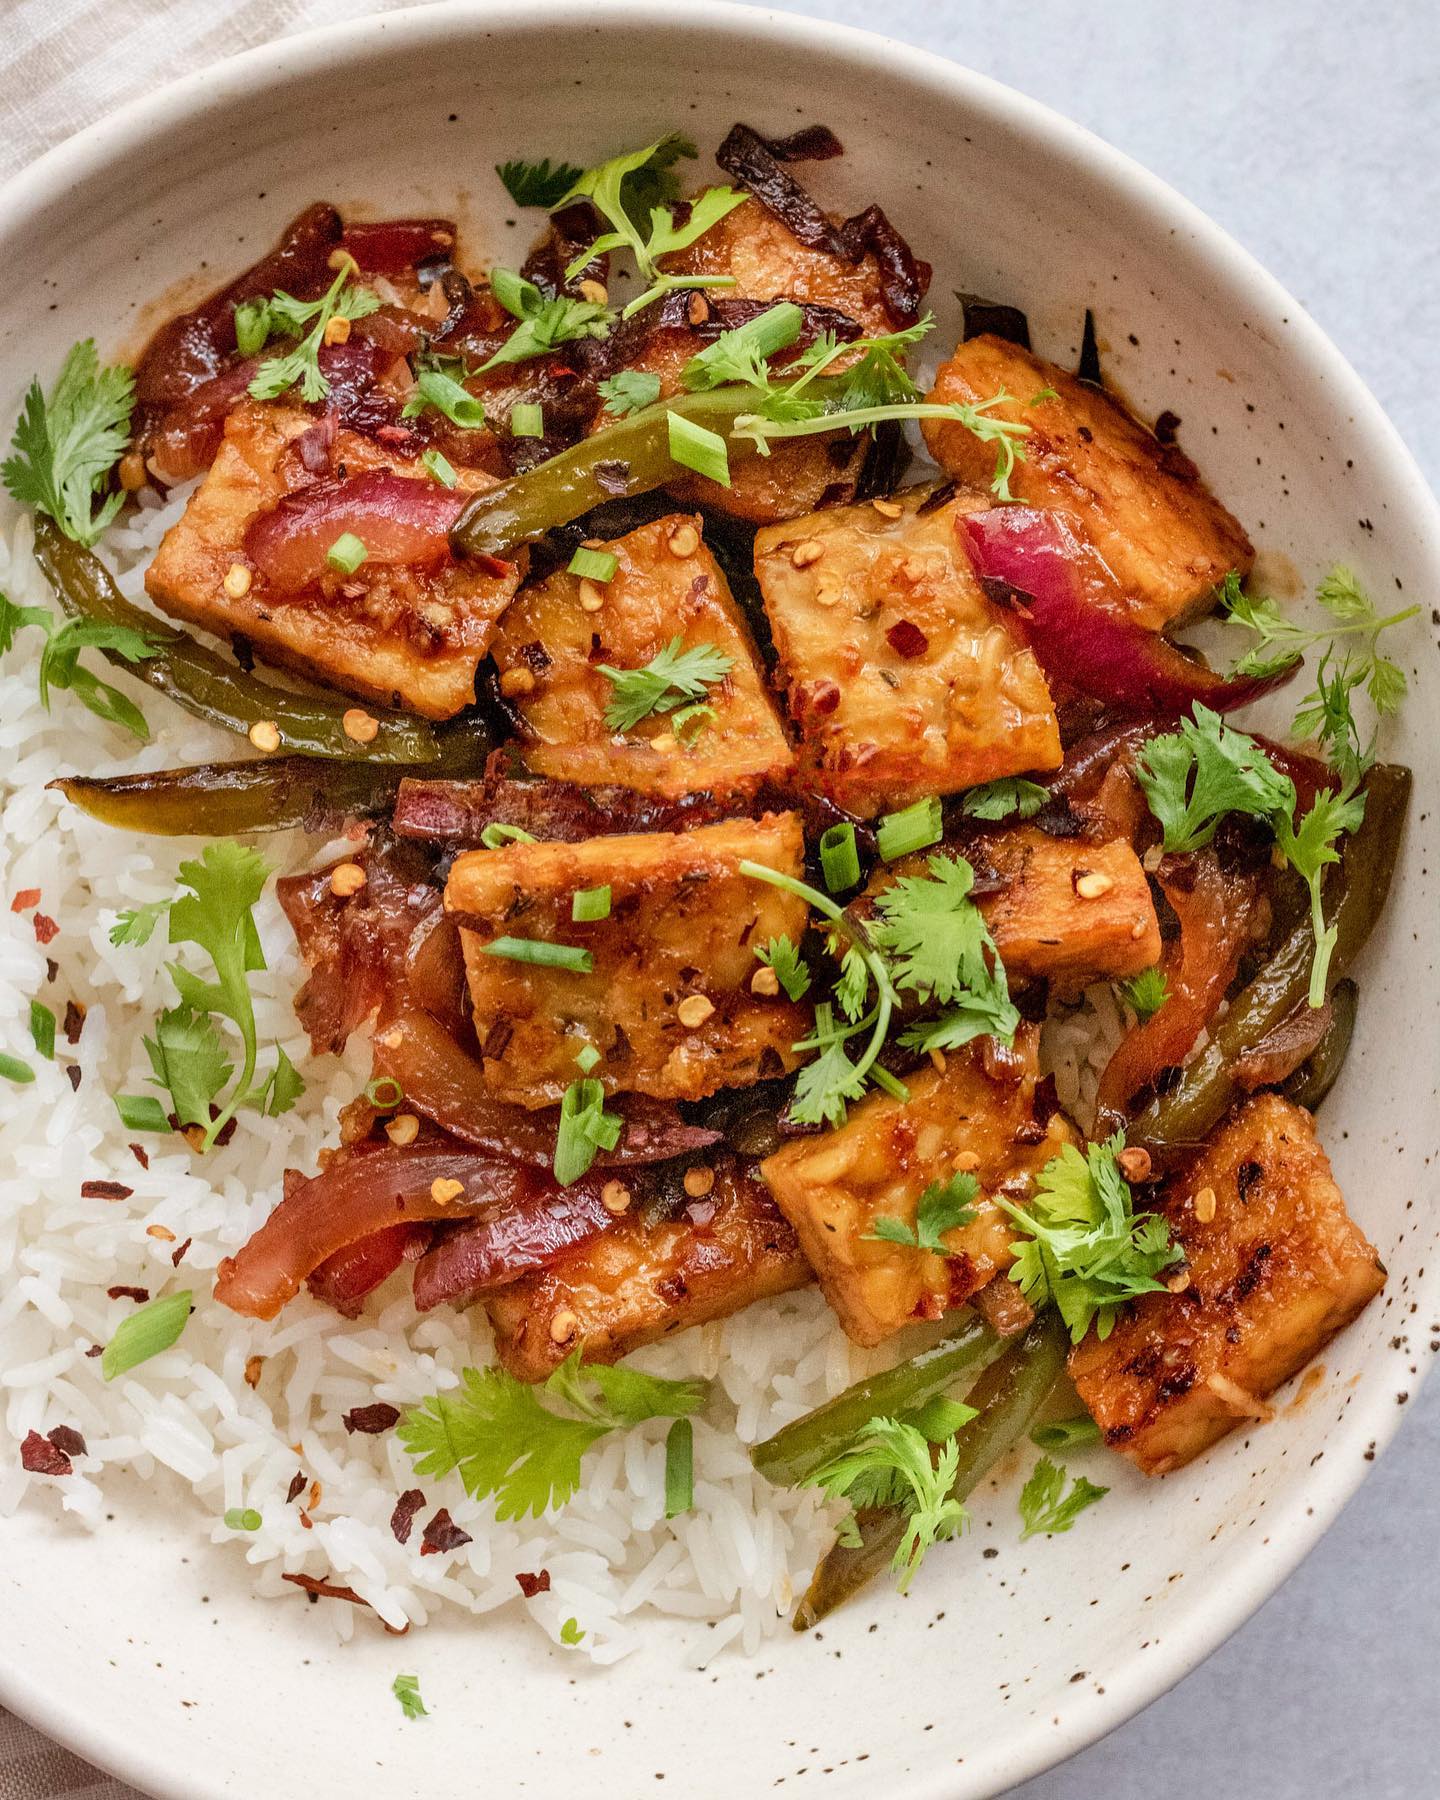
<box><xmin>0</xmin><ymin>4</ymin><xmax>1436</xmax><ymax>1796</ymax></box>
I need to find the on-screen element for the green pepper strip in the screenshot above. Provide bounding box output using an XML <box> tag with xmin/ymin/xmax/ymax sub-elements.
<box><xmin>33</xmin><ymin>518</ymin><xmax>440</xmax><ymax>764</ymax></box>
<box><xmin>47</xmin><ymin>721</ymin><xmax>492</xmax><ymax>836</ymax></box>
<box><xmin>1280</xmin><ymin>977</ymin><xmax>1357</xmax><ymax>1113</ymax></box>
<box><xmin>792</xmin><ymin>1312</ymin><xmax>1068</xmax><ymax>1630</ymax></box>
<box><xmin>448</xmin><ymin>380</ymin><xmax>851</xmax><ymax>559</ymax></box>
<box><xmin>1130</xmin><ymin>761</ymin><xmax>1409</xmax><ymax>1161</ymax></box>
<box><xmin>752</xmin><ymin>1313</ymin><xmax>1003</xmax><ymax>1490</ymax></box>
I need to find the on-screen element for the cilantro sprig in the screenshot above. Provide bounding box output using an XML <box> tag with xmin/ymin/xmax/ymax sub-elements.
<box><xmin>496</xmin><ymin>156</ymin><xmax>586</xmax><ymax>209</ymax></box>
<box><xmin>598</xmin><ymin>368</ymin><xmax>663</xmax><ymax>416</ymax></box>
<box><xmin>110</xmin><ymin>842</ymin><xmax>304</xmax><ymax>1151</ymax></box>
<box><xmin>754</xmin><ymin>934</ymin><xmax>811</xmax><ymax>1001</ymax></box>
<box><xmin>553</xmin><ymin>135</ymin><xmax>748</xmax><ymax>318</ymax></box>
<box><xmin>961</xmin><ymin>777</ymin><xmax>1049</xmax><ymax>822</ymax></box>
<box><xmin>3</xmin><ymin>340</ymin><xmax>135</xmax><ymax>545</ymax></box>
<box><xmin>0</xmin><ymin>594</ymin><xmax>156</xmax><ymax>739</ymax></box>
<box><xmin>1018</xmin><ymin>1455</ymin><xmax>1109</xmax><ymax>1539</ymax></box>
<box><xmin>999</xmin><ymin>1132</ymin><xmax>1181</xmax><ymax>1342</ymax></box>
<box><xmin>478</xmin><ymin>267</ymin><xmax>613</xmax><ymax>372</ymax></box>
<box><xmin>865</xmin><ymin>1170</ymin><xmax>979</xmax><ymax>1255</ymax></box>
<box><xmin>805</xmin><ymin>1415</ymin><xmax>969</xmax><ymax>1593</ymax></box>
<box><xmin>244</xmin><ymin>262</ymin><xmax>380</xmax><ymax>404</ymax></box>
<box><xmin>398</xmin><ymin>1348</ymin><xmax>706</xmax><ymax>1520</ymax></box>
<box><xmin>597</xmin><ymin>636</ymin><xmax>734</xmax><ymax>732</ymax></box>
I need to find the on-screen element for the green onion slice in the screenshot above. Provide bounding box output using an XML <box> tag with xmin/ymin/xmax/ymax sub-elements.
<box><xmin>101</xmin><ymin>1289</ymin><xmax>192</xmax><ymax>1380</ymax></box>
<box><xmin>510</xmin><ymin>403</ymin><xmax>544</xmax><ymax>439</ymax></box>
<box><xmin>1030</xmin><ymin>1416</ymin><xmax>1103</xmax><ymax>1452</ymax></box>
<box><xmin>0</xmin><ymin>1051</ymin><xmax>35</xmax><ymax>1085</ymax></box>
<box><xmin>421</xmin><ymin>447</ymin><xmax>459</xmax><ymax>488</ymax></box>
<box><xmin>223</xmin><ymin>1507</ymin><xmax>263</xmax><ymax>1531</ymax></box>
<box><xmin>479</xmin><ymin>823</ymin><xmax>538</xmax><ymax>849</ymax></box>
<box><xmin>818</xmin><ymin>823</ymin><xmax>861</xmax><ymax>893</ymax></box>
<box><xmin>114</xmin><ymin>1093</ymin><xmax>171</xmax><ymax>1133</ymax></box>
<box><xmin>571</xmin><ymin>884</ymin><xmax>612</xmax><ymax>922</ymax></box>
<box><xmin>365</xmin><ymin>1076</ymin><xmax>404</xmax><ymax>1110</ymax></box>
<box><xmin>665</xmin><ymin>1417</ymin><xmax>695</xmax><ymax>1518</ymax></box>
<box><xmin>29</xmin><ymin>1001</ymin><xmax>55</xmax><ymax>1060</ymax></box>
<box><xmin>567</xmin><ymin>546</ymin><xmax>619</xmax><ymax>583</ymax></box>
<box><xmin>553</xmin><ymin>1077</ymin><xmax>622</xmax><ymax>1184</ymax></box>
<box><xmin>576</xmin><ymin>1044</ymin><xmax>601</xmax><ymax>1074</ymax></box>
<box><xmin>326</xmin><ymin>532</ymin><xmax>368</xmax><ymax>574</ymax></box>
<box><xmin>876</xmin><ymin>796</ymin><xmax>944</xmax><ymax>862</ymax></box>
<box><xmin>667</xmin><ymin>411</ymin><xmax>731</xmax><ymax>488</ymax></box>
<box><xmin>481</xmin><ymin>936</ymin><xmax>593</xmax><ymax>973</ymax></box>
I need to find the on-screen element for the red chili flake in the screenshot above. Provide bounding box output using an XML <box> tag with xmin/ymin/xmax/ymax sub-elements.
<box><xmin>11</xmin><ymin>889</ymin><xmax>41</xmax><ymax>913</ymax></box>
<box><xmin>20</xmin><ymin>1430</ymin><xmax>72</xmax><ymax>1476</ymax></box>
<box><xmin>390</xmin><ymin>1488</ymin><xmax>425</xmax><ymax>1545</ymax></box>
<box><xmin>84</xmin><ymin>1343</ymin><xmax>104</xmax><ymax>1358</ymax></box>
<box><xmin>280</xmin><ymin>1572</ymin><xmax>409</xmax><ymax>1635</ymax></box>
<box><xmin>63</xmin><ymin>999</ymin><xmax>86</xmax><ymax>1044</ymax></box>
<box><xmin>420</xmin><ymin>1508</ymin><xmax>472</xmax><ymax>1556</ymax></box>
<box><xmin>170</xmin><ymin>1237</ymin><xmax>192</xmax><ymax>1268</ymax></box>
<box><xmin>516</xmin><ymin>1569</ymin><xmax>551</xmax><ymax>1598</ymax></box>
<box><xmin>47</xmin><ymin>1425</ymin><xmax>87</xmax><ymax>1458</ymax></box>
<box><xmin>285</xmin><ymin>1470</ymin><xmax>307</xmax><ymax>1505</ymax></box>
<box><xmin>45</xmin><ymin>958</ymin><xmax>59</xmax><ymax>984</ymax></box>
<box><xmin>343</xmin><ymin>1403</ymin><xmax>401</xmax><ymax>1435</ymax></box>
<box><xmin>32</xmin><ymin>913</ymin><xmax>59</xmax><ymax>944</ymax></box>
<box><xmin>129</xmin><ymin>1143</ymin><xmax>150</xmax><ymax>1170</ymax></box>
<box><xmin>885</xmin><ymin>618</ymin><xmax>929</xmax><ymax>658</ymax></box>
<box><xmin>64</xmin><ymin>1065</ymin><xmax>81</xmax><ymax>1091</ymax></box>
<box><xmin>805</xmin><ymin>678</ymin><xmax>841</xmax><ymax>717</ymax></box>
<box><xmin>107</xmin><ymin>1285</ymin><xmax>150</xmax><ymax>1303</ymax></box>
<box><xmin>82</xmin><ymin>1181</ymin><xmax>133</xmax><ymax>1202</ymax></box>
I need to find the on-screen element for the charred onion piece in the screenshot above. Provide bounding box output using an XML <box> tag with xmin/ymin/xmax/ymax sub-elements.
<box><xmin>245</xmin><ymin>469</ymin><xmax>471</xmax><ymax>594</ymax></box>
<box><xmin>958</xmin><ymin>507</ymin><xmax>1298</xmax><ymax>716</ymax></box>
<box><xmin>34</xmin><ymin>519</ymin><xmax>439</xmax><ymax>763</ymax></box>
<box><xmin>307</xmin><ymin>1221</ymin><xmax>430</xmax><ymax>1316</ymax></box>
<box><xmin>411</xmin><ymin>1178</ymin><xmax>620</xmax><ymax>1311</ymax></box>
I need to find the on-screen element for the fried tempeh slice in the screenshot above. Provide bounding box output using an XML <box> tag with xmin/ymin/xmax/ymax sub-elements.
<box><xmin>760</xmin><ymin>1030</ymin><xmax>1073</xmax><ymax>1347</ymax></box>
<box><xmin>485</xmin><ymin>1155</ymin><xmax>812</xmax><ymax>1380</ymax></box>
<box><xmin>922</xmin><ymin>334</ymin><xmax>1254</xmax><ymax>632</ymax></box>
<box><xmin>446</xmin><ymin>813</ymin><xmax>810</xmax><ymax>1106</ymax></box>
<box><xmin>753</xmin><ymin>484</ymin><xmax>1061</xmax><ymax>818</ymax></box>
<box><xmin>489</xmin><ymin>513</ymin><xmax>794</xmax><ymax>798</ymax></box>
<box><xmin>862</xmin><ymin>828</ymin><xmax>1161</xmax><ymax>990</ymax></box>
<box><xmin>1069</xmin><ymin>1095</ymin><xmax>1385</xmax><ymax>1474</ymax></box>
<box><xmin>146</xmin><ymin>401</ymin><xmax>522</xmax><ymax>718</ymax></box>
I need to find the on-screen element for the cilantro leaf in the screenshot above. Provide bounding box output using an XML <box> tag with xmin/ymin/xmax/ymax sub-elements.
<box><xmin>805</xmin><ymin>1416</ymin><xmax>969</xmax><ymax>1593</ymax></box>
<box><xmin>1118</xmin><ymin>966</ymin><xmax>1169</xmax><ymax>1024</ymax></box>
<box><xmin>2</xmin><ymin>596</ymin><xmax>157</xmax><ymax>741</ymax></box>
<box><xmin>559</xmin><ymin>1617</ymin><xmax>586</xmax><ymax>1646</ymax></box>
<box><xmin>247</xmin><ymin>264</ymin><xmax>380</xmax><ymax>404</ymax></box>
<box><xmin>477</xmin><ymin>268</ymin><xmax>613</xmax><ymax>372</ymax></box>
<box><xmin>496</xmin><ymin>156</ymin><xmax>586</xmax><ymax>209</ymax></box>
<box><xmin>961</xmin><ymin>777</ymin><xmax>1049</xmax><ymax>822</ymax></box>
<box><xmin>787</xmin><ymin>1001</ymin><xmax>869</xmax><ymax>1128</ymax></box>
<box><xmin>598</xmin><ymin>368</ymin><xmax>662</xmax><ymax>416</ymax></box>
<box><xmin>870</xmin><ymin>853</ymin><xmax>1019</xmax><ymax>1049</ymax></box>
<box><xmin>865</xmin><ymin>1170</ymin><xmax>979</xmax><ymax>1255</ymax></box>
<box><xmin>1017</xmin><ymin>1454</ymin><xmax>1109</xmax><ymax>1539</ymax></box>
<box><xmin>1134</xmin><ymin>704</ymin><xmax>1296</xmax><ymax>854</ymax></box>
<box><xmin>680</xmin><ymin>303</ymin><xmax>804</xmax><ymax>393</ymax></box>
<box><xmin>391</xmin><ymin>1673</ymin><xmax>428</xmax><ymax>1720</ymax></box>
<box><xmin>2</xmin><ymin>340</ymin><xmax>135</xmax><ymax>546</ymax></box>
<box><xmin>125</xmin><ymin>842</ymin><xmax>302</xmax><ymax>1150</ymax></box>
<box><xmin>398</xmin><ymin>1350</ymin><xmax>705</xmax><ymax>1520</ymax></box>
<box><xmin>754</xmin><ymin>933</ymin><xmax>811</xmax><ymax>1002</ymax></box>
<box><xmin>1274</xmin><ymin>784</ymin><xmax>1368</xmax><ymax>1004</ymax></box>
<box><xmin>999</xmin><ymin>1133</ymin><xmax>1182</xmax><ymax>1342</ymax></box>
<box><xmin>597</xmin><ymin>636</ymin><xmax>734</xmax><ymax>731</ymax></box>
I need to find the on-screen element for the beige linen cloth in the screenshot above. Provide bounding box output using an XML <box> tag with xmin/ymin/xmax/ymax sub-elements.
<box><xmin>0</xmin><ymin>7</ymin><xmax>434</xmax><ymax>1799</ymax></box>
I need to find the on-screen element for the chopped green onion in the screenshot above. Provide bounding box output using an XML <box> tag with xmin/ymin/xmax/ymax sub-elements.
<box><xmin>223</xmin><ymin>1507</ymin><xmax>263</xmax><ymax>1531</ymax></box>
<box><xmin>29</xmin><ymin>1001</ymin><xmax>55</xmax><ymax>1060</ymax></box>
<box><xmin>421</xmin><ymin>447</ymin><xmax>458</xmax><ymax>488</ymax></box>
<box><xmin>326</xmin><ymin>532</ymin><xmax>368</xmax><ymax>574</ymax></box>
<box><xmin>233</xmin><ymin>299</ymin><xmax>271</xmax><ymax>356</ymax></box>
<box><xmin>114</xmin><ymin>1093</ymin><xmax>171</xmax><ymax>1133</ymax></box>
<box><xmin>510</xmin><ymin>403</ymin><xmax>544</xmax><ymax>439</ymax></box>
<box><xmin>1030</xmin><ymin>1415</ymin><xmax>1103</xmax><ymax>1452</ymax></box>
<box><xmin>479</xmin><ymin>822</ymin><xmax>538</xmax><ymax>849</ymax></box>
<box><xmin>576</xmin><ymin>1043</ymin><xmax>602</xmax><ymax>1074</ymax></box>
<box><xmin>481</xmin><ymin>936</ymin><xmax>593</xmax><ymax>973</ymax></box>
<box><xmin>876</xmin><ymin>796</ymin><xmax>944</xmax><ymax>862</ymax></box>
<box><xmin>818</xmin><ymin>823</ymin><xmax>861</xmax><ymax>893</ymax></box>
<box><xmin>667</xmin><ymin>411</ymin><xmax>731</xmax><ymax>487</ymax></box>
<box><xmin>101</xmin><ymin>1289</ymin><xmax>192</xmax><ymax>1380</ymax></box>
<box><xmin>402</xmin><ymin>368</ymin><xmax>486</xmax><ymax>429</ymax></box>
<box><xmin>554</xmin><ymin>1077</ymin><xmax>622</xmax><ymax>1184</ymax></box>
<box><xmin>571</xmin><ymin>884</ymin><xmax>612</xmax><ymax>922</ymax></box>
<box><xmin>665</xmin><ymin>1417</ymin><xmax>694</xmax><ymax>1517</ymax></box>
<box><xmin>568</xmin><ymin>546</ymin><xmax>619</xmax><ymax>583</ymax></box>
<box><xmin>0</xmin><ymin>1051</ymin><xmax>34</xmax><ymax>1085</ymax></box>
<box><xmin>365</xmin><ymin>1076</ymin><xmax>404</xmax><ymax>1110</ymax></box>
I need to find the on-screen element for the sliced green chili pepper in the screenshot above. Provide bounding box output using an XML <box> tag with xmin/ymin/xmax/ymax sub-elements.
<box><xmin>48</xmin><ymin>722</ymin><xmax>492</xmax><ymax>836</ymax></box>
<box><xmin>449</xmin><ymin>379</ymin><xmax>850</xmax><ymax>559</ymax></box>
<box><xmin>752</xmin><ymin>1313</ymin><xmax>1003</xmax><ymax>1489</ymax></box>
<box><xmin>792</xmin><ymin>1311</ymin><xmax>1068</xmax><ymax>1630</ymax></box>
<box><xmin>34</xmin><ymin>518</ymin><xmax>440</xmax><ymax>763</ymax></box>
<box><xmin>1132</xmin><ymin>763</ymin><xmax>1409</xmax><ymax>1161</ymax></box>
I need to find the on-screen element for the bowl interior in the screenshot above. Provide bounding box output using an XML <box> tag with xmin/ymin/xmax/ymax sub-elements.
<box><xmin>1</xmin><ymin>6</ymin><xmax>1436</xmax><ymax>1798</ymax></box>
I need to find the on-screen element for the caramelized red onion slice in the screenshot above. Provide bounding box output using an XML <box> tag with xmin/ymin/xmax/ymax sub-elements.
<box><xmin>306</xmin><ymin>1221</ymin><xmax>430</xmax><ymax>1317</ymax></box>
<box><xmin>958</xmin><ymin>507</ymin><xmax>1297</xmax><ymax>716</ymax></box>
<box><xmin>244</xmin><ymin>469</ymin><xmax>470</xmax><ymax>594</ymax></box>
<box><xmin>340</xmin><ymin>218</ymin><xmax>457</xmax><ymax>277</ymax></box>
<box><xmin>214</xmin><ymin>1145</ymin><xmax>533</xmax><ymax>1320</ymax></box>
<box><xmin>411</xmin><ymin>1179</ymin><xmax>619</xmax><ymax>1312</ymax></box>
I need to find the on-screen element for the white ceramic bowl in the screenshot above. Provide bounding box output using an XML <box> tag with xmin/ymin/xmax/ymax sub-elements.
<box><xmin>1</xmin><ymin>5</ymin><xmax>1436</xmax><ymax>1796</ymax></box>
